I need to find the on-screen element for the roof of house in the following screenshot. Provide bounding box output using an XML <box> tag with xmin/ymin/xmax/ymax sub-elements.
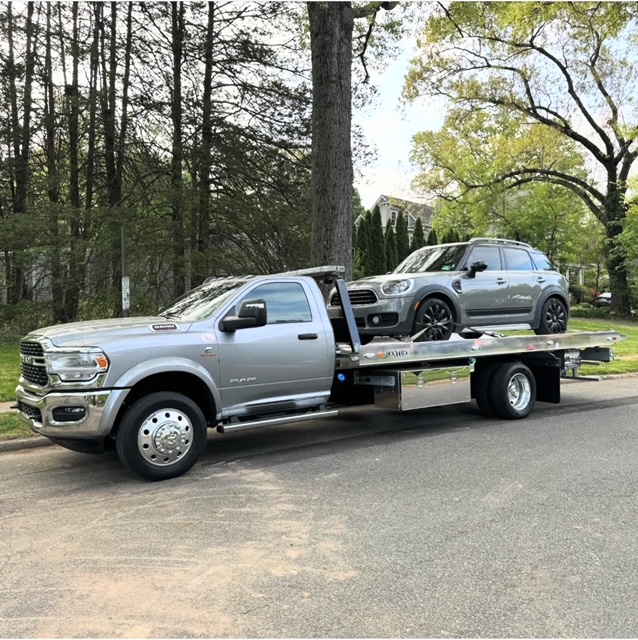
<box><xmin>373</xmin><ymin>194</ymin><xmax>434</xmax><ymax>226</ymax></box>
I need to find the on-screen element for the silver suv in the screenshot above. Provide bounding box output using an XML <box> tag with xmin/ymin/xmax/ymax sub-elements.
<box><xmin>328</xmin><ymin>238</ymin><xmax>569</xmax><ymax>341</ymax></box>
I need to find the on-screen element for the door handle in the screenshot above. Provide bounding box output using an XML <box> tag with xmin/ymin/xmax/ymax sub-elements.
<box><xmin>496</xmin><ymin>278</ymin><xmax>507</xmax><ymax>285</ymax></box>
<box><xmin>298</xmin><ymin>333</ymin><xmax>318</xmax><ymax>340</ymax></box>
<box><xmin>537</xmin><ymin>277</ymin><xmax>546</xmax><ymax>283</ymax></box>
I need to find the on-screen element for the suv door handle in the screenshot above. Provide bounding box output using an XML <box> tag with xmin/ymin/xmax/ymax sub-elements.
<box><xmin>496</xmin><ymin>278</ymin><xmax>507</xmax><ymax>285</ymax></box>
<box><xmin>537</xmin><ymin>277</ymin><xmax>546</xmax><ymax>283</ymax></box>
<box><xmin>298</xmin><ymin>333</ymin><xmax>318</xmax><ymax>340</ymax></box>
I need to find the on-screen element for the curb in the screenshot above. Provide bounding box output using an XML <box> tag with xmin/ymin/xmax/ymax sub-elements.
<box><xmin>0</xmin><ymin>436</ymin><xmax>54</xmax><ymax>453</ymax></box>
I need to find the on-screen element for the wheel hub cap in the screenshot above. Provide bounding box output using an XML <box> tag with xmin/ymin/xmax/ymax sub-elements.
<box><xmin>508</xmin><ymin>373</ymin><xmax>531</xmax><ymax>411</ymax></box>
<box><xmin>138</xmin><ymin>409</ymin><xmax>192</xmax><ymax>467</ymax></box>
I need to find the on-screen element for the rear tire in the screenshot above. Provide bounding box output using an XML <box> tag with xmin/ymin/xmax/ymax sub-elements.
<box><xmin>489</xmin><ymin>362</ymin><xmax>536</xmax><ymax>419</ymax></box>
<box><xmin>116</xmin><ymin>392</ymin><xmax>208</xmax><ymax>481</ymax></box>
<box><xmin>473</xmin><ymin>361</ymin><xmax>501</xmax><ymax>417</ymax></box>
<box><xmin>412</xmin><ymin>297</ymin><xmax>454</xmax><ymax>341</ymax></box>
<box><xmin>534</xmin><ymin>297</ymin><xmax>568</xmax><ymax>335</ymax></box>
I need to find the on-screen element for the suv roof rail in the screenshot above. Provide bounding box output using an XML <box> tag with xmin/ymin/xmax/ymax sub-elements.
<box><xmin>469</xmin><ymin>237</ymin><xmax>532</xmax><ymax>248</ymax></box>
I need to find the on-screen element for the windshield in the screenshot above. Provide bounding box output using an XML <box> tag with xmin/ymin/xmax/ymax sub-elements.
<box><xmin>159</xmin><ymin>279</ymin><xmax>250</xmax><ymax>321</ymax></box>
<box><xmin>394</xmin><ymin>244</ymin><xmax>468</xmax><ymax>274</ymax></box>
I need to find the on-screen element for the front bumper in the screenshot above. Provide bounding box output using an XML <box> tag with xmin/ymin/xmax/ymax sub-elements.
<box><xmin>327</xmin><ymin>298</ymin><xmax>413</xmax><ymax>335</ymax></box>
<box><xmin>15</xmin><ymin>385</ymin><xmax>129</xmax><ymax>439</ymax></box>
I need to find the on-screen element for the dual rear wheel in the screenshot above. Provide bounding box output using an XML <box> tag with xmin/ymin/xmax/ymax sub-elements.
<box><xmin>474</xmin><ymin>361</ymin><xmax>536</xmax><ymax>419</ymax></box>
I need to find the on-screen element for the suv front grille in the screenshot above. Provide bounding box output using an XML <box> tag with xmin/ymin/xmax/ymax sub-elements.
<box><xmin>331</xmin><ymin>289</ymin><xmax>378</xmax><ymax>306</ymax></box>
<box><xmin>20</xmin><ymin>341</ymin><xmax>48</xmax><ymax>387</ymax></box>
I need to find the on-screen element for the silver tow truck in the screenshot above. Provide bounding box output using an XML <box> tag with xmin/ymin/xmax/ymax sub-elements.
<box><xmin>15</xmin><ymin>267</ymin><xmax>624</xmax><ymax>481</ymax></box>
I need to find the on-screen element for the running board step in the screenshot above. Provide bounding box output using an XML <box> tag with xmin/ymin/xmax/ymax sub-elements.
<box><xmin>217</xmin><ymin>409</ymin><xmax>339</xmax><ymax>433</ymax></box>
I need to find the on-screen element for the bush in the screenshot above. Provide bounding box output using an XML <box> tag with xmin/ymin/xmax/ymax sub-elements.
<box><xmin>0</xmin><ymin>302</ymin><xmax>54</xmax><ymax>342</ymax></box>
<box><xmin>568</xmin><ymin>283</ymin><xmax>591</xmax><ymax>304</ymax></box>
<box><xmin>570</xmin><ymin>305</ymin><xmax>615</xmax><ymax>319</ymax></box>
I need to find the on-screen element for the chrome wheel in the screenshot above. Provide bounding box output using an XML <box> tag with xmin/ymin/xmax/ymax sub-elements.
<box><xmin>507</xmin><ymin>372</ymin><xmax>532</xmax><ymax>411</ymax></box>
<box><xmin>137</xmin><ymin>408</ymin><xmax>193</xmax><ymax>467</ymax></box>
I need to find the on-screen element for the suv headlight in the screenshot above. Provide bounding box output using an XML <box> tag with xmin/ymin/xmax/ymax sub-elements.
<box><xmin>45</xmin><ymin>349</ymin><xmax>110</xmax><ymax>382</ymax></box>
<box><xmin>381</xmin><ymin>279</ymin><xmax>414</xmax><ymax>296</ymax></box>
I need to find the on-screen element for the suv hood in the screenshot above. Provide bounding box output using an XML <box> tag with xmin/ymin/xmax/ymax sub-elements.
<box><xmin>24</xmin><ymin>316</ymin><xmax>192</xmax><ymax>348</ymax></box>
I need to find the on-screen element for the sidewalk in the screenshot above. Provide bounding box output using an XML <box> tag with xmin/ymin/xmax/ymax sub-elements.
<box><xmin>0</xmin><ymin>401</ymin><xmax>15</xmax><ymax>413</ymax></box>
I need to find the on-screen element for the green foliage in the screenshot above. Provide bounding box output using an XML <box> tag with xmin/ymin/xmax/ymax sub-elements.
<box><xmin>0</xmin><ymin>343</ymin><xmax>20</xmax><ymax>402</ymax></box>
<box><xmin>0</xmin><ymin>413</ymin><xmax>34</xmax><ymax>441</ymax></box>
<box><xmin>384</xmin><ymin>221</ymin><xmax>398</xmax><ymax>271</ymax></box>
<box><xmin>406</xmin><ymin>2</ymin><xmax>638</xmax><ymax>313</ymax></box>
<box><xmin>367</xmin><ymin>206</ymin><xmax>386</xmax><ymax>275</ymax></box>
<box><xmin>568</xmin><ymin>283</ymin><xmax>592</xmax><ymax>305</ymax></box>
<box><xmin>410</xmin><ymin>217</ymin><xmax>426</xmax><ymax>253</ymax></box>
<box><xmin>395</xmin><ymin>211</ymin><xmax>410</xmax><ymax>262</ymax></box>
<box><xmin>426</xmin><ymin>228</ymin><xmax>438</xmax><ymax>245</ymax></box>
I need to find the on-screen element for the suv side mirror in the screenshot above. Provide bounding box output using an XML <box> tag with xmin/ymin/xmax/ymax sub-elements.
<box><xmin>220</xmin><ymin>299</ymin><xmax>267</xmax><ymax>332</ymax></box>
<box><xmin>467</xmin><ymin>260</ymin><xmax>488</xmax><ymax>278</ymax></box>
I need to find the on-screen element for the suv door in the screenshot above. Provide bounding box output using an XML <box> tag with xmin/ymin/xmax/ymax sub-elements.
<box><xmin>458</xmin><ymin>245</ymin><xmax>510</xmax><ymax>325</ymax></box>
<box><xmin>502</xmin><ymin>247</ymin><xmax>542</xmax><ymax>323</ymax></box>
<box><xmin>216</xmin><ymin>280</ymin><xmax>333</xmax><ymax>417</ymax></box>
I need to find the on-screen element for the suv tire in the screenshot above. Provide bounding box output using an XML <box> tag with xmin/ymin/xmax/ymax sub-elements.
<box><xmin>534</xmin><ymin>297</ymin><xmax>568</xmax><ymax>335</ymax></box>
<box><xmin>412</xmin><ymin>297</ymin><xmax>454</xmax><ymax>341</ymax></box>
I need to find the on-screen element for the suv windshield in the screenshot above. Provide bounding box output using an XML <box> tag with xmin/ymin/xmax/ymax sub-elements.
<box><xmin>394</xmin><ymin>244</ymin><xmax>468</xmax><ymax>274</ymax></box>
<box><xmin>160</xmin><ymin>278</ymin><xmax>250</xmax><ymax>321</ymax></box>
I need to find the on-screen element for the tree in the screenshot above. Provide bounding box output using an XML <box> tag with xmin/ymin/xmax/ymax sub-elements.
<box><xmin>307</xmin><ymin>1</ymin><xmax>398</xmax><ymax>278</ymax></box>
<box><xmin>384</xmin><ymin>220</ymin><xmax>398</xmax><ymax>270</ymax></box>
<box><xmin>405</xmin><ymin>2</ymin><xmax>638</xmax><ymax>314</ymax></box>
<box><xmin>426</xmin><ymin>228</ymin><xmax>438</xmax><ymax>246</ymax></box>
<box><xmin>395</xmin><ymin>210</ymin><xmax>410</xmax><ymax>262</ymax></box>
<box><xmin>410</xmin><ymin>218</ymin><xmax>426</xmax><ymax>253</ymax></box>
<box><xmin>368</xmin><ymin>205</ymin><xmax>386</xmax><ymax>274</ymax></box>
<box><xmin>411</xmin><ymin>107</ymin><xmax>594</xmax><ymax>265</ymax></box>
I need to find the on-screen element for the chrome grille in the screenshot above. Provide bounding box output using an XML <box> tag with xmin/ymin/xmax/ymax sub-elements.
<box><xmin>331</xmin><ymin>289</ymin><xmax>378</xmax><ymax>306</ymax></box>
<box><xmin>20</xmin><ymin>341</ymin><xmax>48</xmax><ymax>387</ymax></box>
<box><xmin>20</xmin><ymin>342</ymin><xmax>44</xmax><ymax>357</ymax></box>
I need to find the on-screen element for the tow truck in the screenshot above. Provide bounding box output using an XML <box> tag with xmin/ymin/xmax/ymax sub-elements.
<box><xmin>15</xmin><ymin>267</ymin><xmax>623</xmax><ymax>480</ymax></box>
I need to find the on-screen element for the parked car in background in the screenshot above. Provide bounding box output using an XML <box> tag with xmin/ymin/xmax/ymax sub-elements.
<box><xmin>594</xmin><ymin>292</ymin><xmax>612</xmax><ymax>307</ymax></box>
<box><xmin>328</xmin><ymin>238</ymin><xmax>570</xmax><ymax>341</ymax></box>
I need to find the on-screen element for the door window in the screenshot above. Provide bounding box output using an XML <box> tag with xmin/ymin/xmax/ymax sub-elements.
<box><xmin>466</xmin><ymin>246</ymin><xmax>502</xmax><ymax>270</ymax></box>
<box><xmin>504</xmin><ymin>248</ymin><xmax>534</xmax><ymax>271</ymax></box>
<box><xmin>238</xmin><ymin>282</ymin><xmax>312</xmax><ymax>324</ymax></box>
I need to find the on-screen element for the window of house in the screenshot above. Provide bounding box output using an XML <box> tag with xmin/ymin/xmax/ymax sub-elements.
<box><xmin>238</xmin><ymin>282</ymin><xmax>312</xmax><ymax>324</ymax></box>
<box><xmin>391</xmin><ymin>209</ymin><xmax>398</xmax><ymax>226</ymax></box>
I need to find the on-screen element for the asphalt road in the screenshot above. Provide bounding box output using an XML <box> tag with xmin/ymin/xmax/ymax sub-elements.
<box><xmin>1</xmin><ymin>377</ymin><xmax>637</xmax><ymax>638</ymax></box>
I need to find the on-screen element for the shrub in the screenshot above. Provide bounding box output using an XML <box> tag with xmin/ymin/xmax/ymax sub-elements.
<box><xmin>568</xmin><ymin>283</ymin><xmax>591</xmax><ymax>304</ymax></box>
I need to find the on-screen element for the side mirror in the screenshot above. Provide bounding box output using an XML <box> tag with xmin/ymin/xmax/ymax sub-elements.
<box><xmin>466</xmin><ymin>260</ymin><xmax>488</xmax><ymax>278</ymax></box>
<box><xmin>220</xmin><ymin>299</ymin><xmax>267</xmax><ymax>332</ymax></box>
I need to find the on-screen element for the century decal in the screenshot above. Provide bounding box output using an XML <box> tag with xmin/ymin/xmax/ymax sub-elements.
<box><xmin>385</xmin><ymin>349</ymin><xmax>409</xmax><ymax>359</ymax></box>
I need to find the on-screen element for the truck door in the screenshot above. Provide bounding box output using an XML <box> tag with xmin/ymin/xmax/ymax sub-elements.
<box><xmin>215</xmin><ymin>280</ymin><xmax>334</xmax><ymax>416</ymax></box>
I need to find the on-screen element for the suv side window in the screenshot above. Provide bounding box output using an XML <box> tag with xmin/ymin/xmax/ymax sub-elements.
<box><xmin>238</xmin><ymin>282</ymin><xmax>312</xmax><ymax>324</ymax></box>
<box><xmin>504</xmin><ymin>248</ymin><xmax>534</xmax><ymax>271</ymax></box>
<box><xmin>530</xmin><ymin>251</ymin><xmax>554</xmax><ymax>271</ymax></box>
<box><xmin>466</xmin><ymin>246</ymin><xmax>502</xmax><ymax>270</ymax></box>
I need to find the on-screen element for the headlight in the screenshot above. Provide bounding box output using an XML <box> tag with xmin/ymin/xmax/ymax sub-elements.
<box><xmin>381</xmin><ymin>279</ymin><xmax>414</xmax><ymax>296</ymax></box>
<box><xmin>45</xmin><ymin>349</ymin><xmax>109</xmax><ymax>382</ymax></box>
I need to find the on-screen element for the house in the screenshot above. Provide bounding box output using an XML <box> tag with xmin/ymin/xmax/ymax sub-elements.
<box><xmin>358</xmin><ymin>194</ymin><xmax>434</xmax><ymax>241</ymax></box>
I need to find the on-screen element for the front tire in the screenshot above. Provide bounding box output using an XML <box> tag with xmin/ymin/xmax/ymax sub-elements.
<box><xmin>534</xmin><ymin>297</ymin><xmax>568</xmax><ymax>335</ymax></box>
<box><xmin>116</xmin><ymin>392</ymin><xmax>208</xmax><ymax>481</ymax></box>
<box><xmin>489</xmin><ymin>362</ymin><xmax>536</xmax><ymax>419</ymax></box>
<box><xmin>412</xmin><ymin>297</ymin><xmax>454</xmax><ymax>341</ymax></box>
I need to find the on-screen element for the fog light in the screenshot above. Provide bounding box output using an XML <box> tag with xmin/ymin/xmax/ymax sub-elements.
<box><xmin>52</xmin><ymin>406</ymin><xmax>86</xmax><ymax>422</ymax></box>
<box><xmin>371</xmin><ymin>315</ymin><xmax>380</xmax><ymax>325</ymax></box>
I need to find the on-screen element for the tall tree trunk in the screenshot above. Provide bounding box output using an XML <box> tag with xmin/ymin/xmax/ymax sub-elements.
<box><xmin>63</xmin><ymin>2</ymin><xmax>82</xmax><ymax>322</ymax></box>
<box><xmin>604</xmin><ymin>181</ymin><xmax>632</xmax><ymax>316</ymax></box>
<box><xmin>195</xmin><ymin>1</ymin><xmax>215</xmax><ymax>287</ymax></box>
<box><xmin>308</xmin><ymin>2</ymin><xmax>354</xmax><ymax>279</ymax></box>
<box><xmin>171</xmin><ymin>2</ymin><xmax>186</xmax><ymax>298</ymax></box>
<box><xmin>85</xmin><ymin>2</ymin><xmax>101</xmax><ymax>213</ymax></box>
<box><xmin>6</xmin><ymin>1</ymin><xmax>35</xmax><ymax>303</ymax></box>
<box><xmin>44</xmin><ymin>3</ymin><xmax>63</xmax><ymax>322</ymax></box>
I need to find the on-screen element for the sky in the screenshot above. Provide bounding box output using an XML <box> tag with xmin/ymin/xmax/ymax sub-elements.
<box><xmin>352</xmin><ymin>39</ymin><xmax>446</xmax><ymax>210</ymax></box>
